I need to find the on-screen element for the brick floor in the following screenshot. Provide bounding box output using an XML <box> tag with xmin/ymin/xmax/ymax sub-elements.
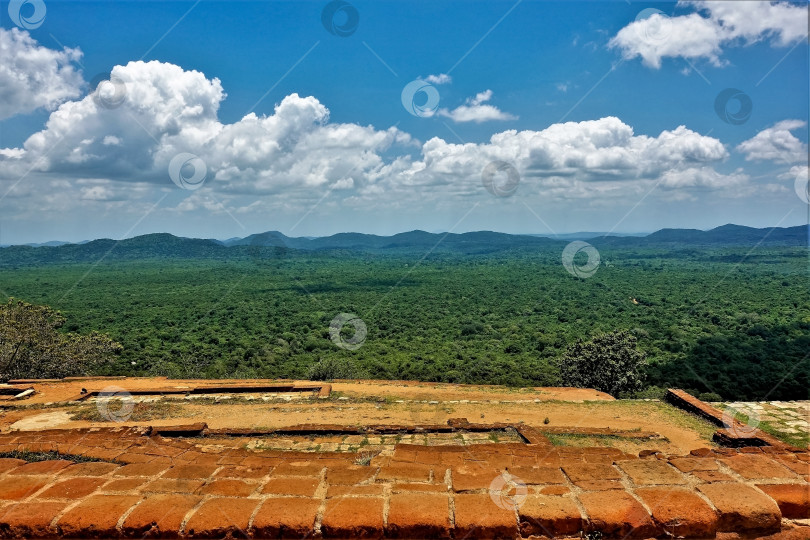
<box><xmin>0</xmin><ymin>424</ymin><xmax>807</xmax><ymax>538</ymax></box>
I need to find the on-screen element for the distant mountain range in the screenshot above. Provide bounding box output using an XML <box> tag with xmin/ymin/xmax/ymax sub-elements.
<box><xmin>0</xmin><ymin>224</ymin><xmax>805</xmax><ymax>265</ymax></box>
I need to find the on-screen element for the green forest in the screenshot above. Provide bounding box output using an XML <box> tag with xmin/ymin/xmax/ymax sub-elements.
<box><xmin>1</xmin><ymin>243</ymin><xmax>808</xmax><ymax>400</ymax></box>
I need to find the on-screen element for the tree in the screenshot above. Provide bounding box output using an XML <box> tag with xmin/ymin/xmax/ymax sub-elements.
<box><xmin>0</xmin><ymin>299</ymin><xmax>122</xmax><ymax>381</ymax></box>
<box><xmin>307</xmin><ymin>357</ymin><xmax>367</xmax><ymax>381</ymax></box>
<box><xmin>557</xmin><ymin>330</ymin><xmax>646</xmax><ymax>396</ymax></box>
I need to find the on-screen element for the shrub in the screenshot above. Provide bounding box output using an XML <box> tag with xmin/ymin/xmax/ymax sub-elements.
<box><xmin>307</xmin><ymin>357</ymin><xmax>367</xmax><ymax>381</ymax></box>
<box><xmin>557</xmin><ymin>330</ymin><xmax>646</xmax><ymax>397</ymax></box>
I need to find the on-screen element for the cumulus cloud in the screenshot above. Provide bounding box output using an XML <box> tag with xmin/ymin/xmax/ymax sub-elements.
<box><xmin>0</xmin><ymin>38</ymin><xmax>747</xmax><ymax>224</ymax></box>
<box><xmin>609</xmin><ymin>1</ymin><xmax>808</xmax><ymax>68</ymax></box>
<box><xmin>0</xmin><ymin>28</ymin><xmax>84</xmax><ymax>119</ymax></box>
<box><xmin>437</xmin><ymin>90</ymin><xmax>518</xmax><ymax>123</ymax></box>
<box><xmin>423</xmin><ymin>73</ymin><xmax>452</xmax><ymax>85</ymax></box>
<box><xmin>737</xmin><ymin>120</ymin><xmax>808</xmax><ymax>164</ymax></box>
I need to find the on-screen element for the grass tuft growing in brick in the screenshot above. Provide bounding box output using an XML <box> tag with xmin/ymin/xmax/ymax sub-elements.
<box><xmin>0</xmin><ymin>450</ymin><xmax>117</xmax><ymax>464</ymax></box>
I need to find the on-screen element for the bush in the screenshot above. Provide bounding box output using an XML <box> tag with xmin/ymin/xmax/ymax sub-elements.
<box><xmin>307</xmin><ymin>357</ymin><xmax>367</xmax><ymax>381</ymax></box>
<box><xmin>0</xmin><ymin>299</ymin><xmax>122</xmax><ymax>381</ymax></box>
<box><xmin>557</xmin><ymin>330</ymin><xmax>646</xmax><ymax>397</ymax></box>
<box><xmin>698</xmin><ymin>392</ymin><xmax>723</xmax><ymax>403</ymax></box>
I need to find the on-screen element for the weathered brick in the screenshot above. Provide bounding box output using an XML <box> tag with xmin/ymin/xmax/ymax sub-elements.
<box><xmin>214</xmin><ymin>466</ymin><xmax>272</xmax><ymax>479</ymax></box>
<box><xmin>691</xmin><ymin>470</ymin><xmax>735</xmax><ymax>483</ymax></box>
<box><xmin>387</xmin><ymin>492</ymin><xmax>450</xmax><ymax>538</ymax></box>
<box><xmin>326</xmin><ymin>484</ymin><xmax>385</xmax><ymax>498</ymax></box>
<box><xmin>635</xmin><ymin>486</ymin><xmax>718</xmax><ymax>537</ymax></box>
<box><xmin>113</xmin><ymin>462</ymin><xmax>170</xmax><ymax>477</ymax></box>
<box><xmin>539</xmin><ymin>485</ymin><xmax>570</xmax><ymax>496</ymax></box>
<box><xmin>668</xmin><ymin>457</ymin><xmax>719</xmax><ymax>472</ymax></box>
<box><xmin>618</xmin><ymin>460</ymin><xmax>687</xmax><ymax>485</ymax></box>
<box><xmin>452</xmin><ymin>493</ymin><xmax>518</xmax><ymax>540</ymax></box>
<box><xmin>184</xmin><ymin>498</ymin><xmax>259</xmax><ymax>538</ymax></box>
<box><xmin>561</xmin><ymin>463</ymin><xmax>621</xmax><ymax>483</ymax></box>
<box><xmin>326</xmin><ymin>465</ymin><xmax>376</xmax><ymax>485</ymax></box>
<box><xmin>451</xmin><ymin>468</ymin><xmax>502</xmax><ymax>492</ymax></box>
<box><xmin>101</xmin><ymin>477</ymin><xmax>149</xmax><ymax>492</ymax></box>
<box><xmin>377</xmin><ymin>463</ymin><xmax>433</xmax><ymax>483</ymax></box>
<box><xmin>756</xmin><ymin>484</ymin><xmax>810</xmax><ymax>519</ymax></box>
<box><xmin>122</xmin><ymin>494</ymin><xmax>201</xmax><ymax>538</ymax></box>
<box><xmin>698</xmin><ymin>483</ymin><xmax>781</xmax><ymax>533</ymax></box>
<box><xmin>199</xmin><ymin>479</ymin><xmax>258</xmax><ymax>497</ymax></box>
<box><xmin>143</xmin><ymin>478</ymin><xmax>206</xmax><ymax>493</ymax></box>
<box><xmin>261</xmin><ymin>477</ymin><xmax>319</xmax><ymax>497</ymax></box>
<box><xmin>574</xmin><ymin>479</ymin><xmax>624</xmax><ymax>491</ymax></box>
<box><xmin>56</xmin><ymin>494</ymin><xmax>141</xmax><ymax>538</ymax></box>
<box><xmin>7</xmin><ymin>460</ymin><xmax>72</xmax><ymax>476</ymax></box>
<box><xmin>57</xmin><ymin>462</ymin><xmax>120</xmax><ymax>477</ymax></box>
<box><xmin>0</xmin><ymin>501</ymin><xmax>66</xmax><ymax>537</ymax></box>
<box><xmin>321</xmin><ymin>496</ymin><xmax>384</xmax><ymax>538</ymax></box>
<box><xmin>392</xmin><ymin>482</ymin><xmax>447</xmax><ymax>493</ymax></box>
<box><xmin>37</xmin><ymin>477</ymin><xmax>106</xmax><ymax>499</ymax></box>
<box><xmin>0</xmin><ymin>476</ymin><xmax>49</xmax><ymax>500</ymax></box>
<box><xmin>272</xmin><ymin>461</ymin><xmax>324</xmax><ymax>477</ymax></box>
<box><xmin>251</xmin><ymin>497</ymin><xmax>319</xmax><ymax>538</ymax></box>
<box><xmin>578</xmin><ymin>491</ymin><xmax>658</xmax><ymax>539</ymax></box>
<box><xmin>0</xmin><ymin>458</ymin><xmax>26</xmax><ymax>474</ymax></box>
<box><xmin>720</xmin><ymin>454</ymin><xmax>798</xmax><ymax>480</ymax></box>
<box><xmin>506</xmin><ymin>466</ymin><xmax>566</xmax><ymax>485</ymax></box>
<box><xmin>519</xmin><ymin>494</ymin><xmax>583</xmax><ymax>537</ymax></box>
<box><xmin>161</xmin><ymin>464</ymin><xmax>218</xmax><ymax>480</ymax></box>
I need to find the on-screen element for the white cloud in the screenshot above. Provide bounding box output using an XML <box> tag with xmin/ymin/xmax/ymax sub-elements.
<box><xmin>737</xmin><ymin>120</ymin><xmax>808</xmax><ymax>164</ymax></box>
<box><xmin>437</xmin><ymin>90</ymin><xmax>518</xmax><ymax>123</ymax></box>
<box><xmin>423</xmin><ymin>73</ymin><xmax>452</xmax><ymax>85</ymax></box>
<box><xmin>0</xmin><ymin>28</ymin><xmax>84</xmax><ymax>119</ymax></box>
<box><xmin>609</xmin><ymin>1</ymin><xmax>808</xmax><ymax>69</ymax></box>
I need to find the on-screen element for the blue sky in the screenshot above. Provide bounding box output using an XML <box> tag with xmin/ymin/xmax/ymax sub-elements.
<box><xmin>0</xmin><ymin>0</ymin><xmax>808</xmax><ymax>244</ymax></box>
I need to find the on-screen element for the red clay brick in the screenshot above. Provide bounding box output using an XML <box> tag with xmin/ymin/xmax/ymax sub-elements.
<box><xmin>575</xmin><ymin>479</ymin><xmax>625</xmax><ymax>491</ymax></box>
<box><xmin>698</xmin><ymin>483</ymin><xmax>781</xmax><ymax>533</ymax></box>
<box><xmin>618</xmin><ymin>460</ymin><xmax>687</xmax><ymax>485</ymax></box>
<box><xmin>326</xmin><ymin>484</ymin><xmax>385</xmax><ymax>497</ymax></box>
<box><xmin>578</xmin><ymin>491</ymin><xmax>658</xmax><ymax>539</ymax></box>
<box><xmin>214</xmin><ymin>465</ymin><xmax>272</xmax><ymax>479</ymax></box>
<box><xmin>0</xmin><ymin>458</ymin><xmax>26</xmax><ymax>474</ymax></box>
<box><xmin>143</xmin><ymin>478</ymin><xmax>206</xmax><ymax>493</ymax></box>
<box><xmin>122</xmin><ymin>494</ymin><xmax>201</xmax><ymax>538</ymax></box>
<box><xmin>199</xmin><ymin>479</ymin><xmax>258</xmax><ymax>497</ymax></box>
<box><xmin>0</xmin><ymin>476</ymin><xmax>49</xmax><ymax>500</ymax></box>
<box><xmin>451</xmin><ymin>468</ymin><xmax>502</xmax><ymax>492</ymax></box>
<box><xmin>184</xmin><ymin>497</ymin><xmax>259</xmax><ymax>539</ymax></box>
<box><xmin>113</xmin><ymin>462</ymin><xmax>170</xmax><ymax>477</ymax></box>
<box><xmin>668</xmin><ymin>457</ymin><xmax>719</xmax><ymax>472</ymax></box>
<box><xmin>101</xmin><ymin>477</ymin><xmax>148</xmax><ymax>492</ymax></box>
<box><xmin>261</xmin><ymin>477</ymin><xmax>319</xmax><ymax>497</ymax></box>
<box><xmin>539</xmin><ymin>485</ymin><xmax>570</xmax><ymax>496</ymax></box>
<box><xmin>7</xmin><ymin>460</ymin><xmax>72</xmax><ymax>476</ymax></box>
<box><xmin>251</xmin><ymin>497</ymin><xmax>319</xmax><ymax>539</ymax></box>
<box><xmin>58</xmin><ymin>462</ymin><xmax>120</xmax><ymax>477</ymax></box>
<box><xmin>326</xmin><ymin>465</ymin><xmax>376</xmax><ymax>485</ymax></box>
<box><xmin>635</xmin><ymin>486</ymin><xmax>718</xmax><ymax>537</ymax></box>
<box><xmin>377</xmin><ymin>463</ymin><xmax>432</xmax><ymax>483</ymax></box>
<box><xmin>161</xmin><ymin>464</ymin><xmax>218</xmax><ymax>480</ymax></box>
<box><xmin>519</xmin><ymin>494</ymin><xmax>582</xmax><ymax>537</ymax></box>
<box><xmin>452</xmin><ymin>493</ymin><xmax>518</xmax><ymax>539</ymax></box>
<box><xmin>756</xmin><ymin>484</ymin><xmax>810</xmax><ymax>519</ymax></box>
<box><xmin>0</xmin><ymin>501</ymin><xmax>66</xmax><ymax>538</ymax></box>
<box><xmin>272</xmin><ymin>461</ymin><xmax>324</xmax><ymax>477</ymax></box>
<box><xmin>506</xmin><ymin>466</ymin><xmax>566</xmax><ymax>485</ymax></box>
<box><xmin>56</xmin><ymin>494</ymin><xmax>141</xmax><ymax>538</ymax></box>
<box><xmin>37</xmin><ymin>477</ymin><xmax>106</xmax><ymax>499</ymax></box>
<box><xmin>561</xmin><ymin>463</ymin><xmax>621</xmax><ymax>483</ymax></box>
<box><xmin>720</xmin><ymin>454</ymin><xmax>798</xmax><ymax>480</ymax></box>
<box><xmin>321</xmin><ymin>496</ymin><xmax>385</xmax><ymax>538</ymax></box>
<box><xmin>692</xmin><ymin>470</ymin><xmax>735</xmax><ymax>483</ymax></box>
<box><xmin>387</xmin><ymin>492</ymin><xmax>450</xmax><ymax>538</ymax></box>
<box><xmin>392</xmin><ymin>482</ymin><xmax>447</xmax><ymax>493</ymax></box>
